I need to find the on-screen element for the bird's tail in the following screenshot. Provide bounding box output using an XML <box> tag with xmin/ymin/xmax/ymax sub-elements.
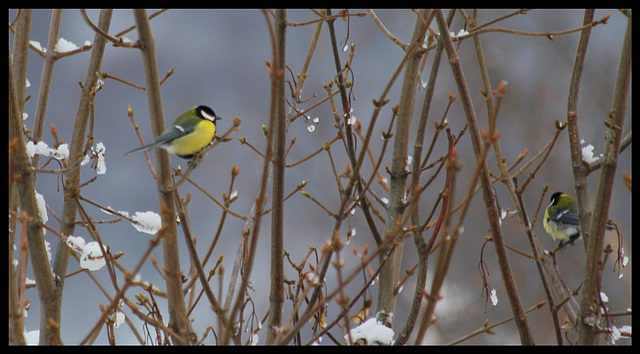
<box><xmin>124</xmin><ymin>141</ymin><xmax>163</xmax><ymax>156</ymax></box>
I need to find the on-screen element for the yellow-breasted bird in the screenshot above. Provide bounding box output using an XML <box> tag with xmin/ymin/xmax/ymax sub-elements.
<box><xmin>543</xmin><ymin>191</ymin><xmax>615</xmax><ymax>247</ymax></box>
<box><xmin>125</xmin><ymin>105</ymin><xmax>220</xmax><ymax>159</ymax></box>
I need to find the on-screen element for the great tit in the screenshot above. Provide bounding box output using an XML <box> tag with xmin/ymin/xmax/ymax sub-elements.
<box><xmin>125</xmin><ymin>105</ymin><xmax>220</xmax><ymax>159</ymax></box>
<box><xmin>543</xmin><ymin>191</ymin><xmax>614</xmax><ymax>247</ymax></box>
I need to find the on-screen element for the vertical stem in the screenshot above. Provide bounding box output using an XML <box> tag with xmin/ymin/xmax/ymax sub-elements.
<box><xmin>376</xmin><ymin>9</ymin><xmax>430</xmax><ymax>326</ymax></box>
<box><xmin>30</xmin><ymin>9</ymin><xmax>62</xmax><ymax>171</ymax></box>
<box><xmin>578</xmin><ymin>11</ymin><xmax>631</xmax><ymax>345</ymax></box>
<box><xmin>395</xmin><ymin>9</ymin><xmax>451</xmax><ymax>344</ymax></box>
<box><xmin>133</xmin><ymin>9</ymin><xmax>191</xmax><ymax>344</ymax></box>
<box><xmin>9</xmin><ymin>9</ymin><xmax>32</xmax><ymax>345</ymax></box>
<box><xmin>11</xmin><ymin>9</ymin><xmax>32</xmax><ymax>114</ymax></box>
<box><xmin>9</xmin><ymin>28</ymin><xmax>56</xmax><ymax>345</ymax></box>
<box><xmin>54</xmin><ymin>5</ymin><xmax>112</xmax><ymax>298</ymax></box>
<box><xmin>266</xmin><ymin>9</ymin><xmax>286</xmax><ymax>344</ymax></box>
<box><xmin>434</xmin><ymin>9</ymin><xmax>533</xmax><ymax>344</ymax></box>
<box><xmin>567</xmin><ymin>10</ymin><xmax>596</xmax><ymax>253</ymax></box>
<box><xmin>221</xmin><ymin>9</ymin><xmax>274</xmax><ymax>345</ymax></box>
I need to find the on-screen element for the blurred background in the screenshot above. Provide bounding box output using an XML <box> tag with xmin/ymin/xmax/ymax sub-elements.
<box><xmin>10</xmin><ymin>9</ymin><xmax>631</xmax><ymax>345</ymax></box>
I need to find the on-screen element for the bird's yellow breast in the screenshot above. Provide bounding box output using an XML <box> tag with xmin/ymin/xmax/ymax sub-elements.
<box><xmin>165</xmin><ymin>119</ymin><xmax>215</xmax><ymax>157</ymax></box>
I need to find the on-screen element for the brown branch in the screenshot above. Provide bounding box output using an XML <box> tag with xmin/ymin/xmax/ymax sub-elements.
<box><xmin>81</xmin><ymin>9</ymin><xmax>139</xmax><ymax>48</ymax></box>
<box><xmin>174</xmin><ymin>190</ymin><xmax>238</xmax><ymax>344</ymax></box>
<box><xmin>395</xmin><ymin>8</ymin><xmax>450</xmax><ymax>345</ymax></box>
<box><xmin>456</xmin><ymin>13</ymin><xmax>610</xmax><ymax>41</ymax></box>
<box><xmin>578</xmin><ymin>10</ymin><xmax>631</xmax><ymax>345</ymax></box>
<box><xmin>266</xmin><ymin>9</ymin><xmax>287</xmax><ymax>344</ymax></box>
<box><xmin>376</xmin><ymin>9</ymin><xmax>431</xmax><ymax>324</ymax></box>
<box><xmin>433</xmin><ymin>9</ymin><xmax>534</xmax><ymax>345</ymax></box>
<box><xmin>133</xmin><ymin>9</ymin><xmax>191</xmax><ymax>344</ymax></box>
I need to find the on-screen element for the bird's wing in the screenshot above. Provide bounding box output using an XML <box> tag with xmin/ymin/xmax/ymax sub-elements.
<box><xmin>125</xmin><ymin>124</ymin><xmax>196</xmax><ymax>155</ymax></box>
<box><xmin>153</xmin><ymin>124</ymin><xmax>196</xmax><ymax>145</ymax></box>
<box><xmin>555</xmin><ymin>209</ymin><xmax>580</xmax><ymax>226</ymax></box>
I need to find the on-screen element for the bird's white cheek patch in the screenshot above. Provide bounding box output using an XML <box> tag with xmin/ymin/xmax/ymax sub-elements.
<box><xmin>201</xmin><ymin>111</ymin><xmax>216</xmax><ymax>121</ymax></box>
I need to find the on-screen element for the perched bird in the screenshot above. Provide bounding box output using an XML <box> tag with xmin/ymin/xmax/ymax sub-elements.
<box><xmin>125</xmin><ymin>105</ymin><xmax>220</xmax><ymax>159</ymax></box>
<box><xmin>543</xmin><ymin>191</ymin><xmax>615</xmax><ymax>247</ymax></box>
